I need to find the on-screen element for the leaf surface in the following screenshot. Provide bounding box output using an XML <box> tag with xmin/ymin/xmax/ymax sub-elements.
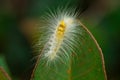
<box><xmin>0</xmin><ymin>67</ymin><xmax>11</xmax><ymax>80</ymax></box>
<box><xmin>31</xmin><ymin>21</ymin><xmax>107</xmax><ymax>80</ymax></box>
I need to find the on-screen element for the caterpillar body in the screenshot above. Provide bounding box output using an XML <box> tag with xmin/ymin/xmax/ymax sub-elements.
<box><xmin>36</xmin><ymin>7</ymin><xmax>83</xmax><ymax>65</ymax></box>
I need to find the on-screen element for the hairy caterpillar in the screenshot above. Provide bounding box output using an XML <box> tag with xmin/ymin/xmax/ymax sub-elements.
<box><xmin>35</xmin><ymin>7</ymin><xmax>83</xmax><ymax>65</ymax></box>
<box><xmin>31</xmin><ymin>6</ymin><xmax>107</xmax><ymax>80</ymax></box>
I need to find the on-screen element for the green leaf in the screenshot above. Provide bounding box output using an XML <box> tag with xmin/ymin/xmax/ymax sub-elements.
<box><xmin>0</xmin><ymin>55</ymin><xmax>11</xmax><ymax>80</ymax></box>
<box><xmin>31</xmin><ymin>21</ymin><xmax>107</xmax><ymax>80</ymax></box>
<box><xmin>0</xmin><ymin>55</ymin><xmax>11</xmax><ymax>75</ymax></box>
<box><xmin>0</xmin><ymin>67</ymin><xmax>11</xmax><ymax>80</ymax></box>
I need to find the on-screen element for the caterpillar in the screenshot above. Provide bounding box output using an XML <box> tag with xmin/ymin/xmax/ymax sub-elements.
<box><xmin>31</xmin><ymin>6</ymin><xmax>107</xmax><ymax>80</ymax></box>
<box><xmin>36</xmin><ymin>7</ymin><xmax>83</xmax><ymax>65</ymax></box>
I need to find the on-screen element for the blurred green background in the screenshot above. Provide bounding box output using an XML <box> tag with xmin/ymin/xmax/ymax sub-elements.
<box><xmin>0</xmin><ymin>0</ymin><xmax>120</xmax><ymax>80</ymax></box>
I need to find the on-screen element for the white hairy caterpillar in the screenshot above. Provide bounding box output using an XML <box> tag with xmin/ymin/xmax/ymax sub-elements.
<box><xmin>31</xmin><ymin>6</ymin><xmax>107</xmax><ymax>80</ymax></box>
<box><xmin>35</xmin><ymin>7</ymin><xmax>84</xmax><ymax>65</ymax></box>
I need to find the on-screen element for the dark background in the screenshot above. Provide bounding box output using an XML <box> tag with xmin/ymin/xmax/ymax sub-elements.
<box><xmin>0</xmin><ymin>0</ymin><xmax>120</xmax><ymax>80</ymax></box>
